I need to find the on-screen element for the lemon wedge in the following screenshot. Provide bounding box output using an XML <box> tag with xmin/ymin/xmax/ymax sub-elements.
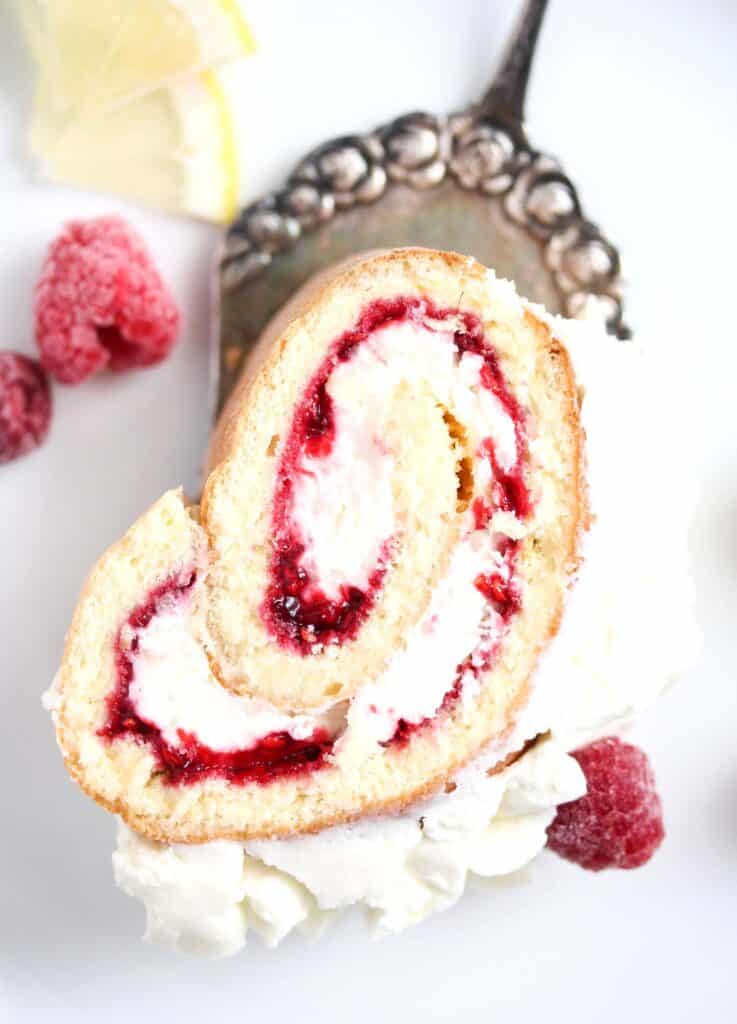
<box><xmin>21</xmin><ymin>0</ymin><xmax>255</xmax><ymax>117</ymax></box>
<box><xmin>17</xmin><ymin>0</ymin><xmax>253</xmax><ymax>222</ymax></box>
<box><xmin>35</xmin><ymin>70</ymin><xmax>241</xmax><ymax>223</ymax></box>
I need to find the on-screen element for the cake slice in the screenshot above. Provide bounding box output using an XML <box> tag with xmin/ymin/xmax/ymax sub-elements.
<box><xmin>49</xmin><ymin>248</ymin><xmax>587</xmax><ymax>842</ymax></box>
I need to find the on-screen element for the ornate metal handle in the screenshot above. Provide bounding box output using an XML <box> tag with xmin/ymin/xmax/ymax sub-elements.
<box><xmin>480</xmin><ymin>0</ymin><xmax>548</xmax><ymax>135</ymax></box>
<box><xmin>222</xmin><ymin>0</ymin><xmax>629</xmax><ymax>340</ymax></box>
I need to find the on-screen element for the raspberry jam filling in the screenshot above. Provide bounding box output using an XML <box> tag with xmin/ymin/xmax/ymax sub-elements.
<box><xmin>264</xmin><ymin>350</ymin><xmax>392</xmax><ymax>654</ymax></box>
<box><xmin>264</xmin><ymin>297</ymin><xmax>530</xmax><ymax>657</ymax></box>
<box><xmin>100</xmin><ymin>299</ymin><xmax>532</xmax><ymax>777</ymax></box>
<box><xmin>387</xmin><ymin>536</ymin><xmax>523</xmax><ymax>747</ymax></box>
<box><xmin>99</xmin><ymin>573</ymin><xmax>334</xmax><ymax>786</ymax></box>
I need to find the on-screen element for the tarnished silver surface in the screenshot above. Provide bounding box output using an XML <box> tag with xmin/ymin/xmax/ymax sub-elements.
<box><xmin>216</xmin><ymin>0</ymin><xmax>628</xmax><ymax>416</ymax></box>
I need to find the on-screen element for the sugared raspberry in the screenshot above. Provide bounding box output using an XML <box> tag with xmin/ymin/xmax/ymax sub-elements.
<box><xmin>34</xmin><ymin>216</ymin><xmax>180</xmax><ymax>385</ymax></box>
<box><xmin>0</xmin><ymin>352</ymin><xmax>52</xmax><ymax>464</ymax></box>
<box><xmin>546</xmin><ymin>737</ymin><xmax>665</xmax><ymax>871</ymax></box>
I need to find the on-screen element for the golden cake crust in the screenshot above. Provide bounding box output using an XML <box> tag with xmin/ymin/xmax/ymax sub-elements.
<box><xmin>51</xmin><ymin>248</ymin><xmax>588</xmax><ymax>843</ymax></box>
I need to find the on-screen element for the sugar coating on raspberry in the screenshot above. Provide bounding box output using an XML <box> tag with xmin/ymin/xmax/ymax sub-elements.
<box><xmin>0</xmin><ymin>352</ymin><xmax>52</xmax><ymax>464</ymax></box>
<box><xmin>34</xmin><ymin>216</ymin><xmax>180</xmax><ymax>385</ymax></box>
<box><xmin>546</xmin><ymin>737</ymin><xmax>665</xmax><ymax>871</ymax></box>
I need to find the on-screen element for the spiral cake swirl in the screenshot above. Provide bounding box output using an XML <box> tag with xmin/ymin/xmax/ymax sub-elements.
<box><xmin>50</xmin><ymin>249</ymin><xmax>587</xmax><ymax>842</ymax></box>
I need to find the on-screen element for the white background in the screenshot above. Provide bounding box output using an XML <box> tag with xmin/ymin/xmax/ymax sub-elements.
<box><xmin>1</xmin><ymin>1</ymin><xmax>736</xmax><ymax>1021</ymax></box>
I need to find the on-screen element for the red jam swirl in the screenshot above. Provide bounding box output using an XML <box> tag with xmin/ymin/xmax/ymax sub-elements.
<box><xmin>101</xmin><ymin>298</ymin><xmax>532</xmax><ymax>778</ymax></box>
<box><xmin>387</xmin><ymin>534</ymin><xmax>523</xmax><ymax>748</ymax></box>
<box><xmin>263</xmin><ymin>297</ymin><xmax>530</xmax><ymax>657</ymax></box>
<box><xmin>98</xmin><ymin>572</ymin><xmax>335</xmax><ymax>786</ymax></box>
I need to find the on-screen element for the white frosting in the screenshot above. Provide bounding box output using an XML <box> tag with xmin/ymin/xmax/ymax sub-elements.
<box><xmin>128</xmin><ymin>606</ymin><xmax>338</xmax><ymax>751</ymax></box>
<box><xmin>41</xmin><ymin>671</ymin><xmax>61</xmax><ymax>714</ymax></box>
<box><xmin>127</xmin><ymin>528</ymin><xmax>511</xmax><ymax>752</ymax></box>
<box><xmin>111</xmin><ymin>290</ymin><xmax>698</xmax><ymax>958</ymax></box>
<box><xmin>127</xmin><ymin>313</ymin><xmax>526</xmax><ymax>751</ymax></box>
<box><xmin>291</xmin><ymin>317</ymin><xmax>518</xmax><ymax>599</ymax></box>
<box><xmin>340</xmin><ymin>319</ymin><xmax>517</xmax><ymax>470</ymax></box>
<box><xmin>115</xmin><ymin>736</ymin><xmax>585</xmax><ymax>956</ymax></box>
<box><xmin>344</xmin><ymin>529</ymin><xmax>507</xmax><ymax>749</ymax></box>
<box><xmin>291</xmin><ymin>403</ymin><xmax>395</xmax><ymax>602</ymax></box>
<box><xmin>113</xmin><ymin>831</ymin><xmax>250</xmax><ymax>958</ymax></box>
<box><xmin>518</xmin><ymin>311</ymin><xmax>699</xmax><ymax>749</ymax></box>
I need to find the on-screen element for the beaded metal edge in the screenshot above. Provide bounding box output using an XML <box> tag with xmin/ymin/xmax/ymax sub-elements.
<box><xmin>221</xmin><ymin>109</ymin><xmax>629</xmax><ymax>339</ymax></box>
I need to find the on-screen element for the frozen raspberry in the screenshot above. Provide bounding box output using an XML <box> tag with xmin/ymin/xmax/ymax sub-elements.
<box><xmin>0</xmin><ymin>352</ymin><xmax>52</xmax><ymax>464</ymax></box>
<box><xmin>34</xmin><ymin>216</ymin><xmax>180</xmax><ymax>384</ymax></box>
<box><xmin>546</xmin><ymin>737</ymin><xmax>665</xmax><ymax>871</ymax></box>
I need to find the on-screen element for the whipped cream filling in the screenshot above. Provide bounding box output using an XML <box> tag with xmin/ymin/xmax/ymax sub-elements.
<box><xmin>291</xmin><ymin>405</ymin><xmax>395</xmax><ymax>602</ymax></box>
<box><xmin>344</xmin><ymin>527</ymin><xmax>511</xmax><ymax>749</ymax></box>
<box><xmin>127</xmin><ymin>517</ymin><xmax>518</xmax><ymax>754</ymax></box>
<box><xmin>333</xmin><ymin>318</ymin><xmax>518</xmax><ymax>469</ymax></box>
<box><xmin>127</xmin><ymin>313</ymin><xmax>527</xmax><ymax>753</ymax></box>
<box><xmin>290</xmin><ymin>317</ymin><xmax>518</xmax><ymax>598</ymax></box>
<box><xmin>112</xmin><ymin>303</ymin><xmax>699</xmax><ymax>957</ymax></box>
<box><xmin>127</xmin><ymin>607</ymin><xmax>338</xmax><ymax>751</ymax></box>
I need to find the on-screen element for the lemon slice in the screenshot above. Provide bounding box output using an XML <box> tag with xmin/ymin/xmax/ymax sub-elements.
<box><xmin>37</xmin><ymin>70</ymin><xmax>241</xmax><ymax>223</ymax></box>
<box><xmin>16</xmin><ymin>0</ymin><xmax>46</xmax><ymax>63</ymax></box>
<box><xmin>20</xmin><ymin>0</ymin><xmax>255</xmax><ymax>117</ymax></box>
<box><xmin>17</xmin><ymin>0</ymin><xmax>252</xmax><ymax>222</ymax></box>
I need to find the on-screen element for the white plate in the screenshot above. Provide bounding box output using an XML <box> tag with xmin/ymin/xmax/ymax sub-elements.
<box><xmin>1</xmin><ymin>2</ymin><xmax>735</xmax><ymax>1022</ymax></box>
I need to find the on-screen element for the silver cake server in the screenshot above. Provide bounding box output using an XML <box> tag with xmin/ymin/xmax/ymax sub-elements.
<box><xmin>214</xmin><ymin>0</ymin><xmax>628</xmax><ymax>419</ymax></box>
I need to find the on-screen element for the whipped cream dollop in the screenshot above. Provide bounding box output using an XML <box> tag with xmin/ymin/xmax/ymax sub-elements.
<box><xmin>113</xmin><ymin>304</ymin><xmax>698</xmax><ymax>958</ymax></box>
<box><xmin>115</xmin><ymin>736</ymin><xmax>584</xmax><ymax>955</ymax></box>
